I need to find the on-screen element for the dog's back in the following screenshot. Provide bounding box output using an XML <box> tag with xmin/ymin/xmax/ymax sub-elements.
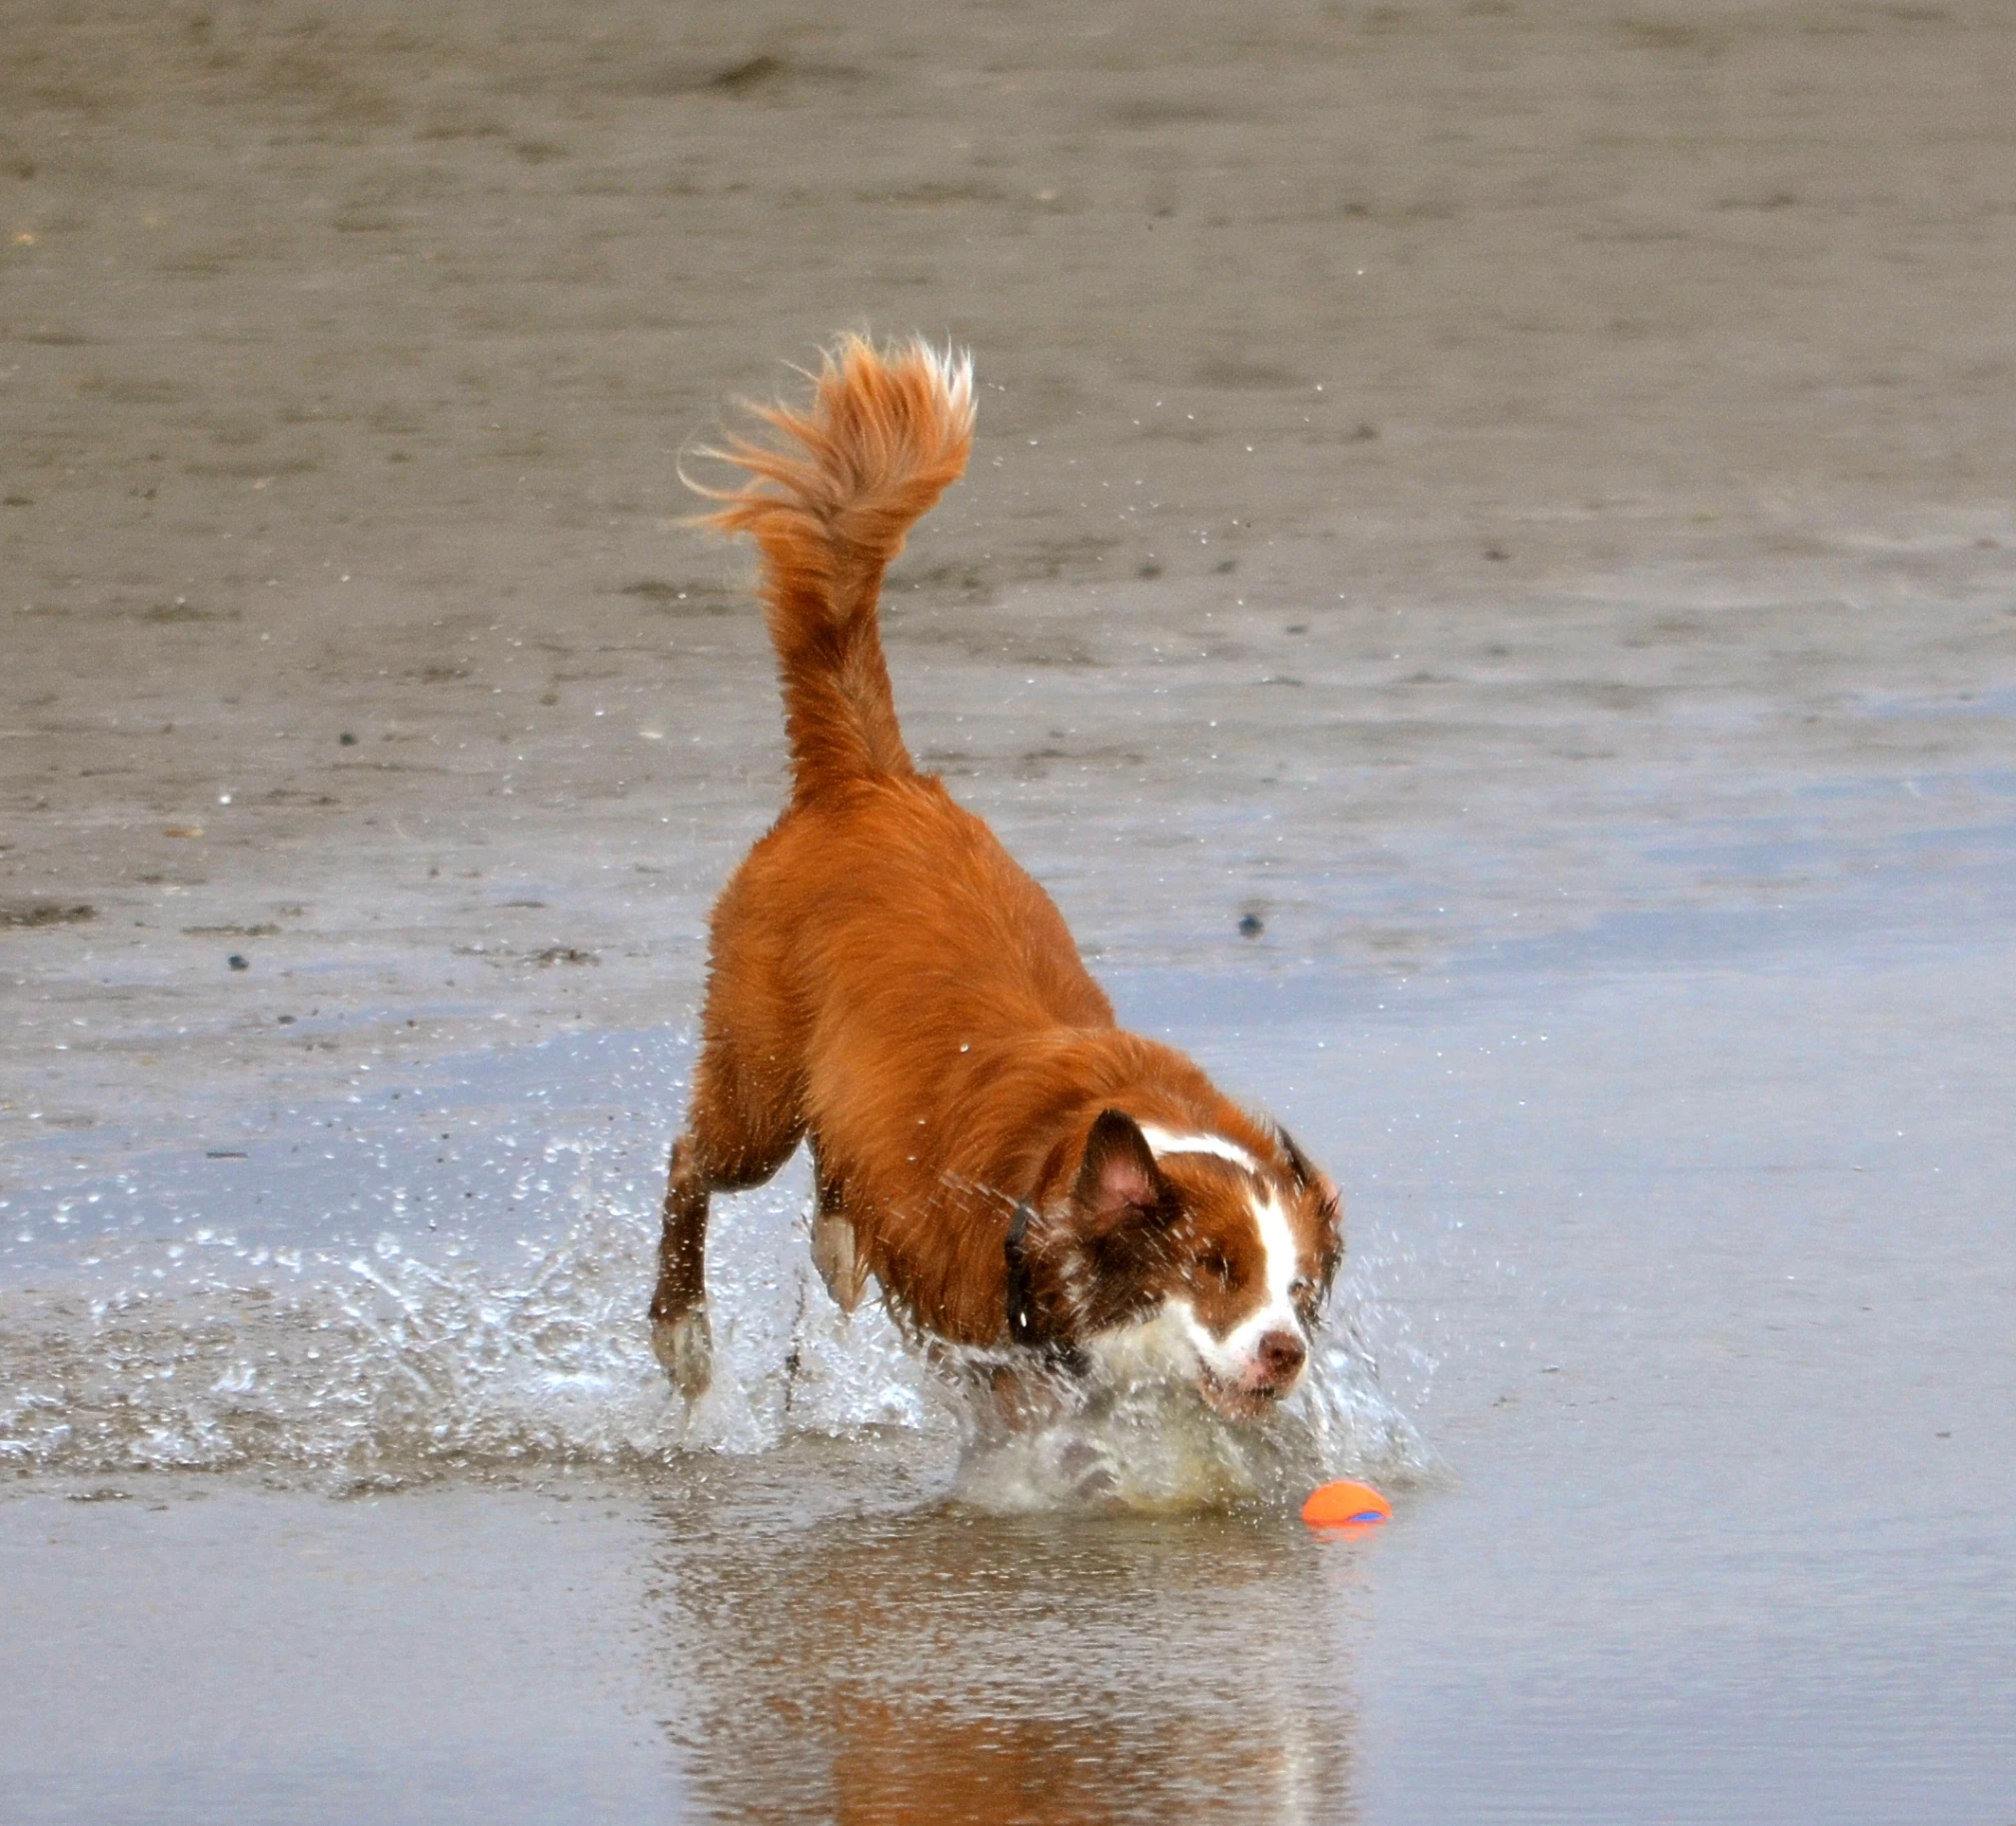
<box><xmin>652</xmin><ymin>340</ymin><xmax>1340</xmax><ymax>1418</ymax></box>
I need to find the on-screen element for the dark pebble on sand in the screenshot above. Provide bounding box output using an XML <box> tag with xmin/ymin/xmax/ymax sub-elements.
<box><xmin>1238</xmin><ymin>913</ymin><xmax>1265</xmax><ymax>937</ymax></box>
<box><xmin>227</xmin><ymin>953</ymin><xmax>249</xmax><ymax>970</ymax></box>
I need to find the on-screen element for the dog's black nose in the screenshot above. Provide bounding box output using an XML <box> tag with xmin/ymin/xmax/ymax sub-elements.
<box><xmin>1256</xmin><ymin>1329</ymin><xmax>1306</xmax><ymax>1384</ymax></box>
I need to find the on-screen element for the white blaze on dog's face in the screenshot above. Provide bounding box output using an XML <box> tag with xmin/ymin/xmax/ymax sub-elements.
<box><xmin>1018</xmin><ymin>1109</ymin><xmax>1342</xmax><ymax>1419</ymax></box>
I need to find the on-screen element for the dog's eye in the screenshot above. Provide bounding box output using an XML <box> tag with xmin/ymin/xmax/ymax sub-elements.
<box><xmin>1194</xmin><ymin>1248</ymin><xmax>1233</xmax><ymax>1285</ymax></box>
<box><xmin>1289</xmin><ymin>1276</ymin><xmax>1318</xmax><ymax>1308</ymax></box>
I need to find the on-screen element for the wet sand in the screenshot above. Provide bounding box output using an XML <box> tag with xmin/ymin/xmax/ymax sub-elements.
<box><xmin>5</xmin><ymin>2</ymin><xmax>2016</xmax><ymax>1821</ymax></box>
<box><xmin>5</xmin><ymin>0</ymin><xmax>2013</xmax><ymax>1138</ymax></box>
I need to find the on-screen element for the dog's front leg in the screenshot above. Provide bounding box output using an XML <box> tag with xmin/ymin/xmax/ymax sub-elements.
<box><xmin>649</xmin><ymin>1139</ymin><xmax>714</xmax><ymax>1396</ymax></box>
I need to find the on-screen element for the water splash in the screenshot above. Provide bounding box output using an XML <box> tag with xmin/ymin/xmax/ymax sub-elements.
<box><xmin>0</xmin><ymin>1139</ymin><xmax>940</xmax><ymax>1482</ymax></box>
<box><xmin>2</xmin><ymin>1124</ymin><xmax>1423</xmax><ymax>1507</ymax></box>
<box><xmin>948</xmin><ymin>1300</ymin><xmax>1427</xmax><ymax>1514</ymax></box>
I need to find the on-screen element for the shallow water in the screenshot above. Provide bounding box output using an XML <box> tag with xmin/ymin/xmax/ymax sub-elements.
<box><xmin>6</xmin><ymin>856</ymin><xmax>2012</xmax><ymax>1822</ymax></box>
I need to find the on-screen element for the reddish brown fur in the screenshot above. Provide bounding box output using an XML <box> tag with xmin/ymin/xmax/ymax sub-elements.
<box><xmin>651</xmin><ymin>337</ymin><xmax>1340</xmax><ymax>1405</ymax></box>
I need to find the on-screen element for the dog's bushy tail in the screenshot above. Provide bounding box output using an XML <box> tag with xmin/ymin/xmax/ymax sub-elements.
<box><xmin>692</xmin><ymin>335</ymin><xmax>975</xmax><ymax>802</ymax></box>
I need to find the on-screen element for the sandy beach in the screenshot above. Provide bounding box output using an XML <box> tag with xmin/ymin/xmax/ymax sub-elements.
<box><xmin>5</xmin><ymin>3</ymin><xmax>2015</xmax><ymax>1821</ymax></box>
<box><xmin>5</xmin><ymin>0</ymin><xmax>2013</xmax><ymax>1141</ymax></box>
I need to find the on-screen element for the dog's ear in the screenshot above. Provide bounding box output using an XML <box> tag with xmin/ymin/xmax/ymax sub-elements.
<box><xmin>1071</xmin><ymin>1109</ymin><xmax>1163</xmax><ymax>1235</ymax></box>
<box><xmin>1006</xmin><ymin>1112</ymin><xmax>1170</xmax><ymax>1355</ymax></box>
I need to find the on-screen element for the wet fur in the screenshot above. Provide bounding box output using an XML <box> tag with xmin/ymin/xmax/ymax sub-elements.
<box><xmin>650</xmin><ymin>337</ymin><xmax>1341</xmax><ymax>1413</ymax></box>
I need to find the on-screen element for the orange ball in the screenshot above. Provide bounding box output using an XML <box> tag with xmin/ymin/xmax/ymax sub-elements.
<box><xmin>1300</xmin><ymin>1479</ymin><xmax>1392</xmax><ymax>1530</ymax></box>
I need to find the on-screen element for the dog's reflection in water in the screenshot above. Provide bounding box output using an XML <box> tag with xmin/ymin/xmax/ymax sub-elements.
<box><xmin>647</xmin><ymin>1482</ymin><xmax>1364</xmax><ymax>1826</ymax></box>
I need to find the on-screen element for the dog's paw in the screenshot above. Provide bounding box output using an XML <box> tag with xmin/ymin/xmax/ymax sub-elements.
<box><xmin>652</xmin><ymin>1307</ymin><xmax>714</xmax><ymax>1398</ymax></box>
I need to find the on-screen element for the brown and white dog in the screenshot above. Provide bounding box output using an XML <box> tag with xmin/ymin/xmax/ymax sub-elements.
<box><xmin>650</xmin><ymin>337</ymin><xmax>1342</xmax><ymax>1422</ymax></box>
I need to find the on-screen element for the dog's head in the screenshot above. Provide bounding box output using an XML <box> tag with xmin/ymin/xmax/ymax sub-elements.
<box><xmin>1006</xmin><ymin>1108</ymin><xmax>1342</xmax><ymax>1419</ymax></box>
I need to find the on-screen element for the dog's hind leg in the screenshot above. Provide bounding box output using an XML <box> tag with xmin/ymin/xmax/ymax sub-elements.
<box><xmin>809</xmin><ymin>1148</ymin><xmax>872</xmax><ymax>1315</ymax></box>
<box><xmin>649</xmin><ymin>1039</ymin><xmax>803</xmax><ymax>1396</ymax></box>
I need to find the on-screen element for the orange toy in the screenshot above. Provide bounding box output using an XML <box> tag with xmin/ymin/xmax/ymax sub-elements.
<box><xmin>1300</xmin><ymin>1479</ymin><xmax>1392</xmax><ymax>1531</ymax></box>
